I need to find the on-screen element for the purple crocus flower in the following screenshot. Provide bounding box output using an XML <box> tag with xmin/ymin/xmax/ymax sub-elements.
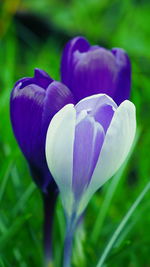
<box><xmin>10</xmin><ymin>68</ymin><xmax>75</xmax><ymax>192</ymax></box>
<box><xmin>61</xmin><ymin>36</ymin><xmax>131</xmax><ymax>105</ymax></box>
<box><xmin>10</xmin><ymin>68</ymin><xmax>75</xmax><ymax>263</ymax></box>
<box><xmin>46</xmin><ymin>94</ymin><xmax>136</xmax><ymax>218</ymax></box>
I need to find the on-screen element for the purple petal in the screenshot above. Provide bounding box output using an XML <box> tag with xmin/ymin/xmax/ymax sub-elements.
<box><xmin>10</xmin><ymin>80</ymin><xmax>75</xmax><ymax>191</ymax></box>
<box><xmin>68</xmin><ymin>48</ymin><xmax>120</xmax><ymax>102</ymax></box>
<box><xmin>42</xmin><ymin>81</ymin><xmax>75</xmax><ymax>134</ymax></box>
<box><xmin>61</xmin><ymin>36</ymin><xmax>90</xmax><ymax>87</ymax></box>
<box><xmin>15</xmin><ymin>68</ymin><xmax>53</xmax><ymax>89</ymax></box>
<box><xmin>61</xmin><ymin>36</ymin><xmax>131</xmax><ymax>105</ymax></box>
<box><xmin>10</xmin><ymin>83</ymin><xmax>48</xmax><ymax>189</ymax></box>
<box><xmin>72</xmin><ymin>116</ymin><xmax>105</xmax><ymax>199</ymax></box>
<box><xmin>111</xmin><ymin>48</ymin><xmax>131</xmax><ymax>105</ymax></box>
<box><xmin>91</xmin><ymin>104</ymin><xmax>115</xmax><ymax>133</ymax></box>
<box><xmin>76</xmin><ymin>94</ymin><xmax>116</xmax><ymax>133</ymax></box>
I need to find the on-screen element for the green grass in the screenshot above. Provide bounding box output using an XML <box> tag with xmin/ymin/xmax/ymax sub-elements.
<box><xmin>0</xmin><ymin>0</ymin><xmax>150</xmax><ymax>266</ymax></box>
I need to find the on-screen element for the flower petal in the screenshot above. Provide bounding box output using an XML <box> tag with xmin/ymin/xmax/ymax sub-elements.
<box><xmin>15</xmin><ymin>69</ymin><xmax>53</xmax><ymax>89</ymax></box>
<box><xmin>10</xmin><ymin>83</ymin><xmax>45</xmax><ymax>162</ymax></box>
<box><xmin>45</xmin><ymin>104</ymin><xmax>76</xmax><ymax>215</ymax></box>
<box><xmin>91</xmin><ymin>104</ymin><xmax>115</xmax><ymax>133</ymax></box>
<box><xmin>72</xmin><ymin>116</ymin><xmax>105</xmax><ymax>199</ymax></box>
<box><xmin>76</xmin><ymin>94</ymin><xmax>117</xmax><ymax>132</ymax></box>
<box><xmin>111</xmin><ymin>48</ymin><xmax>131</xmax><ymax>105</ymax></box>
<box><xmin>10</xmin><ymin>83</ymin><xmax>51</xmax><ymax>190</ymax></box>
<box><xmin>78</xmin><ymin>100</ymin><xmax>136</xmax><ymax>215</ymax></box>
<box><xmin>67</xmin><ymin>48</ymin><xmax>119</xmax><ymax>102</ymax></box>
<box><xmin>75</xmin><ymin>94</ymin><xmax>117</xmax><ymax>114</ymax></box>
<box><xmin>61</xmin><ymin>36</ymin><xmax>90</xmax><ymax>88</ymax></box>
<box><xmin>42</xmin><ymin>81</ymin><xmax>75</xmax><ymax>134</ymax></box>
<box><xmin>61</xmin><ymin>36</ymin><xmax>131</xmax><ymax>105</ymax></box>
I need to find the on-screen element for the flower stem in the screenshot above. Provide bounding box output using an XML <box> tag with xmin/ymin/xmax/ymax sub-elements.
<box><xmin>43</xmin><ymin>190</ymin><xmax>57</xmax><ymax>267</ymax></box>
<box><xmin>63</xmin><ymin>214</ymin><xmax>76</xmax><ymax>267</ymax></box>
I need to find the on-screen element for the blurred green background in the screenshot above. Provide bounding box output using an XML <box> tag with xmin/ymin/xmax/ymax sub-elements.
<box><xmin>0</xmin><ymin>0</ymin><xmax>150</xmax><ymax>266</ymax></box>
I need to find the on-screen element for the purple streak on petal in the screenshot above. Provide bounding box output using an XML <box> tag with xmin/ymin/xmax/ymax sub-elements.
<box><xmin>15</xmin><ymin>68</ymin><xmax>53</xmax><ymax>90</ymax></box>
<box><xmin>75</xmin><ymin>94</ymin><xmax>116</xmax><ymax>133</ymax></box>
<box><xmin>91</xmin><ymin>104</ymin><xmax>114</xmax><ymax>133</ymax></box>
<box><xmin>111</xmin><ymin>48</ymin><xmax>131</xmax><ymax>105</ymax></box>
<box><xmin>42</xmin><ymin>81</ymin><xmax>75</xmax><ymax>134</ymax></box>
<box><xmin>61</xmin><ymin>36</ymin><xmax>90</xmax><ymax>88</ymax></box>
<box><xmin>69</xmin><ymin>48</ymin><xmax>119</xmax><ymax>102</ymax></box>
<box><xmin>75</xmin><ymin>94</ymin><xmax>117</xmax><ymax>115</ymax></box>
<box><xmin>72</xmin><ymin>116</ymin><xmax>105</xmax><ymax>199</ymax></box>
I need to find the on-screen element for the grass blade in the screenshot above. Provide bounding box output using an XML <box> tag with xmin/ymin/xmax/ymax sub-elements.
<box><xmin>0</xmin><ymin>162</ymin><xmax>13</xmax><ymax>203</ymax></box>
<box><xmin>96</xmin><ymin>181</ymin><xmax>150</xmax><ymax>267</ymax></box>
<box><xmin>0</xmin><ymin>214</ymin><xmax>31</xmax><ymax>250</ymax></box>
<box><xmin>12</xmin><ymin>183</ymin><xmax>36</xmax><ymax>216</ymax></box>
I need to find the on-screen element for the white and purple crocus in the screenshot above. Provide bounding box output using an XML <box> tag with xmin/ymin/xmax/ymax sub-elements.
<box><xmin>46</xmin><ymin>94</ymin><xmax>136</xmax><ymax>219</ymax></box>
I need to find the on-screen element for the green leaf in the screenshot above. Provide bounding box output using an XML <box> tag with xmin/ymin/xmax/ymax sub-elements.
<box><xmin>0</xmin><ymin>214</ymin><xmax>31</xmax><ymax>251</ymax></box>
<box><xmin>96</xmin><ymin>181</ymin><xmax>150</xmax><ymax>267</ymax></box>
<box><xmin>12</xmin><ymin>183</ymin><xmax>36</xmax><ymax>216</ymax></box>
<box><xmin>0</xmin><ymin>161</ymin><xmax>13</xmax><ymax>203</ymax></box>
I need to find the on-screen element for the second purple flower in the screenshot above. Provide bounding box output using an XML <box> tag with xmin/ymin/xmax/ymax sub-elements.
<box><xmin>10</xmin><ymin>69</ymin><xmax>74</xmax><ymax>192</ymax></box>
<box><xmin>61</xmin><ymin>36</ymin><xmax>131</xmax><ymax>105</ymax></box>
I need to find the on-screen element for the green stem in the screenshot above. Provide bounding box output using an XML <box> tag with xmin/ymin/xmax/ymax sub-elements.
<box><xmin>43</xmin><ymin>191</ymin><xmax>57</xmax><ymax>267</ymax></box>
<box><xmin>63</xmin><ymin>214</ymin><xmax>76</xmax><ymax>267</ymax></box>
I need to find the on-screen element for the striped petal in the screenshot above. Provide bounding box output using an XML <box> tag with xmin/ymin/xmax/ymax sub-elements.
<box><xmin>72</xmin><ymin>116</ymin><xmax>104</xmax><ymax>199</ymax></box>
<box><xmin>78</xmin><ymin>100</ymin><xmax>136</xmax><ymax>215</ymax></box>
<box><xmin>75</xmin><ymin>94</ymin><xmax>117</xmax><ymax>113</ymax></box>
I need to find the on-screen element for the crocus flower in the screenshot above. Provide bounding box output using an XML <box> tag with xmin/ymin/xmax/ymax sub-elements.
<box><xmin>10</xmin><ymin>68</ymin><xmax>74</xmax><ymax>192</ymax></box>
<box><xmin>10</xmin><ymin>68</ymin><xmax>76</xmax><ymax>263</ymax></box>
<box><xmin>61</xmin><ymin>36</ymin><xmax>131</xmax><ymax>105</ymax></box>
<box><xmin>46</xmin><ymin>94</ymin><xmax>136</xmax><ymax>218</ymax></box>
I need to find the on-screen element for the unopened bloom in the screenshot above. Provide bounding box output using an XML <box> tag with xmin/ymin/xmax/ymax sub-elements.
<box><xmin>10</xmin><ymin>68</ymin><xmax>74</xmax><ymax>192</ymax></box>
<box><xmin>61</xmin><ymin>36</ymin><xmax>131</xmax><ymax>105</ymax></box>
<box><xmin>46</xmin><ymin>94</ymin><xmax>136</xmax><ymax>217</ymax></box>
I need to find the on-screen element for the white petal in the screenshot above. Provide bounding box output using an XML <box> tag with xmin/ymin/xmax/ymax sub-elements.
<box><xmin>45</xmin><ymin>104</ymin><xmax>76</xmax><ymax>215</ymax></box>
<box><xmin>78</xmin><ymin>100</ymin><xmax>136</xmax><ymax>215</ymax></box>
<box><xmin>75</xmin><ymin>93</ymin><xmax>118</xmax><ymax>112</ymax></box>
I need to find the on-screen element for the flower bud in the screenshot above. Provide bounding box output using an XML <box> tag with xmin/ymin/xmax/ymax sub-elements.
<box><xmin>46</xmin><ymin>94</ymin><xmax>136</xmax><ymax>216</ymax></box>
<box><xmin>10</xmin><ymin>68</ymin><xmax>74</xmax><ymax>192</ymax></box>
<box><xmin>61</xmin><ymin>37</ymin><xmax>131</xmax><ymax>105</ymax></box>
